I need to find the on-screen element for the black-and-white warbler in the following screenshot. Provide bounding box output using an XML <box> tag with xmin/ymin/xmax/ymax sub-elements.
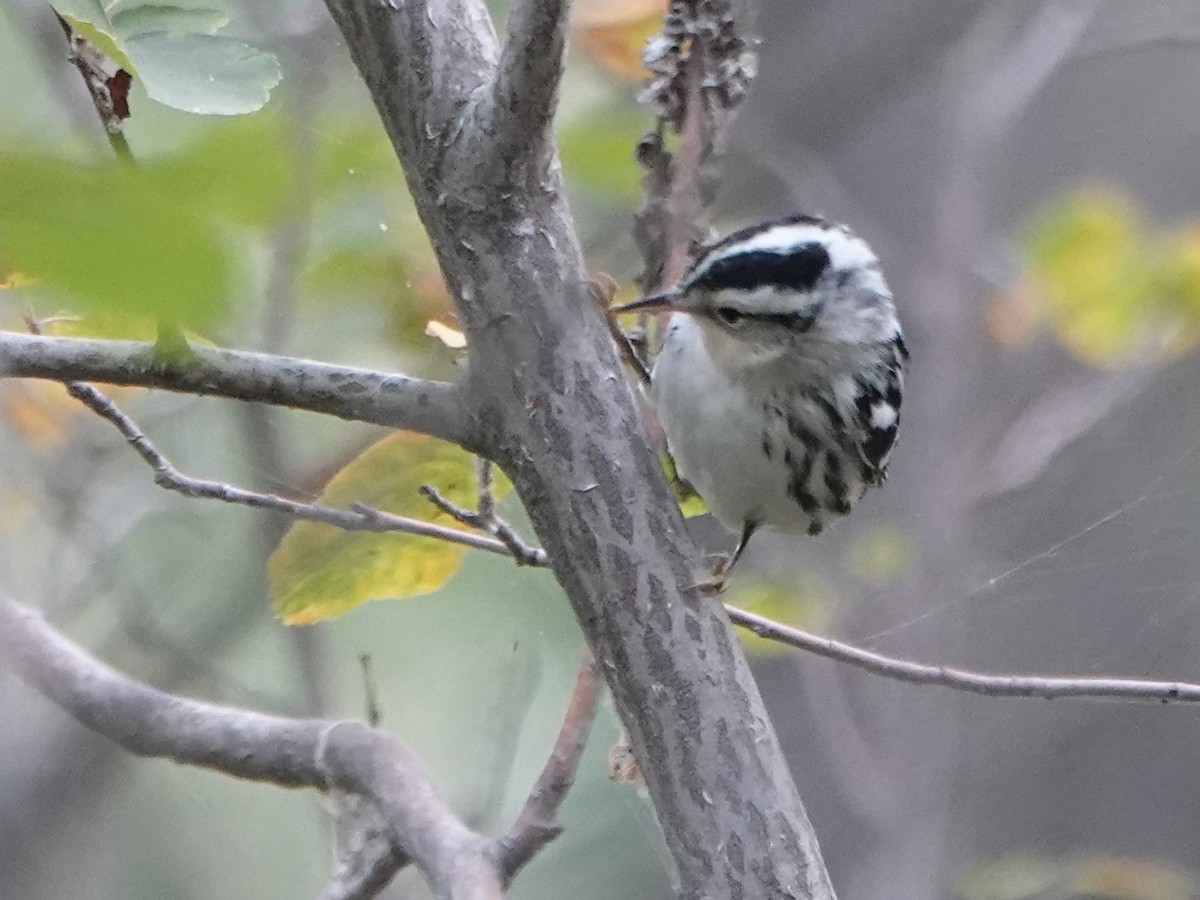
<box><xmin>613</xmin><ymin>214</ymin><xmax>907</xmax><ymax>574</ymax></box>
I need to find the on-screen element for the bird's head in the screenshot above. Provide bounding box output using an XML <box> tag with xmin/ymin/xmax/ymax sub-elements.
<box><xmin>612</xmin><ymin>215</ymin><xmax>899</xmax><ymax>369</ymax></box>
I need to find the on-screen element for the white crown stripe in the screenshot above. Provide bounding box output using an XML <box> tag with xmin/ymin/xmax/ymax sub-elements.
<box><xmin>689</xmin><ymin>222</ymin><xmax>879</xmax><ymax>286</ymax></box>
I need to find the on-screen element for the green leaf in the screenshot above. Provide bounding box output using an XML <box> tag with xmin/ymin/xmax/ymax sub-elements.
<box><xmin>51</xmin><ymin>0</ymin><xmax>280</xmax><ymax>116</ymax></box>
<box><xmin>124</xmin><ymin>31</ymin><xmax>280</xmax><ymax>115</ymax></box>
<box><xmin>269</xmin><ymin>435</ymin><xmax>512</xmax><ymax>624</ymax></box>
<box><xmin>0</xmin><ymin>153</ymin><xmax>229</xmax><ymax>327</ymax></box>
<box><xmin>110</xmin><ymin>4</ymin><xmax>228</xmax><ymax>37</ymax></box>
<box><xmin>56</xmin><ymin>2</ymin><xmax>138</xmax><ymax>71</ymax></box>
<box><xmin>559</xmin><ymin>112</ymin><xmax>645</xmax><ymax>200</ymax></box>
<box><xmin>172</xmin><ymin>114</ymin><xmax>290</xmax><ymax>226</ymax></box>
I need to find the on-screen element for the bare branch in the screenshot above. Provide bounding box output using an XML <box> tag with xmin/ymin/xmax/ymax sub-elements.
<box><xmin>0</xmin><ymin>590</ymin><xmax>511</xmax><ymax>899</ymax></box>
<box><xmin>497</xmin><ymin>647</ymin><xmax>600</xmax><ymax>880</ymax></box>
<box><xmin>488</xmin><ymin>0</ymin><xmax>571</xmax><ymax>170</ymax></box>
<box><xmin>0</xmin><ymin>332</ymin><xmax>476</xmax><ymax>450</ymax></box>
<box><xmin>319</xmin><ymin>0</ymin><xmax>496</xmax><ymax>207</ymax></box>
<box><xmin>324</xmin><ymin>2</ymin><xmax>839</xmax><ymax>896</ymax></box>
<box><xmin>55</xmin><ymin>12</ymin><xmax>134</xmax><ymax>160</ymax></box>
<box><xmin>56</xmin><ymin>376</ymin><xmax>521</xmax><ymax>561</ymax></box>
<box><xmin>322</xmin><ymin>791</ymin><xmax>407</xmax><ymax>900</ymax></box>
<box><xmin>359</xmin><ymin>654</ymin><xmax>382</xmax><ymax>729</ymax></box>
<box><xmin>0</xmin><ymin>589</ymin><xmax>329</xmax><ymax>784</ymax></box>
<box><xmin>725</xmin><ymin>605</ymin><xmax>1200</xmax><ymax>704</ymax></box>
<box><xmin>419</xmin><ymin>481</ymin><xmax>548</xmax><ymax>566</ymax></box>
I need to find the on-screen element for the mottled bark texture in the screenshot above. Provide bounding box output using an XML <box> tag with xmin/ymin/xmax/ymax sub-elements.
<box><xmin>320</xmin><ymin>1</ymin><xmax>836</xmax><ymax>897</ymax></box>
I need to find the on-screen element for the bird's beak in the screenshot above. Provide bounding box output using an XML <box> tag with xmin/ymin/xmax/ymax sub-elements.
<box><xmin>609</xmin><ymin>291</ymin><xmax>681</xmax><ymax>314</ymax></box>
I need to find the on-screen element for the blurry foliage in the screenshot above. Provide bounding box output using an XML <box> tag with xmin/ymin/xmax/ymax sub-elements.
<box><xmin>0</xmin><ymin>381</ymin><xmax>77</xmax><ymax>448</ymax></box>
<box><xmin>729</xmin><ymin>576</ymin><xmax>831</xmax><ymax>656</ymax></box>
<box><xmin>1002</xmin><ymin>187</ymin><xmax>1200</xmax><ymax>367</ymax></box>
<box><xmin>559</xmin><ymin>109</ymin><xmax>648</xmax><ymax>202</ymax></box>
<box><xmin>0</xmin><ymin>152</ymin><xmax>235</xmax><ymax>328</ymax></box>
<box><xmin>53</xmin><ymin>0</ymin><xmax>280</xmax><ymax>115</ymax></box>
<box><xmin>844</xmin><ymin>525</ymin><xmax>916</xmax><ymax>588</ymax></box>
<box><xmin>958</xmin><ymin>854</ymin><xmax>1195</xmax><ymax>900</ymax></box>
<box><xmin>571</xmin><ymin>0</ymin><xmax>667</xmax><ymax>82</ymax></box>
<box><xmin>0</xmin><ymin>4</ymin><xmax>680</xmax><ymax>897</ymax></box>
<box><xmin>269</xmin><ymin>434</ymin><xmax>511</xmax><ymax>624</ymax></box>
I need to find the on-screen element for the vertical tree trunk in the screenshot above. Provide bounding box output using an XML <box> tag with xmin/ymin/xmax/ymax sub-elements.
<box><xmin>321</xmin><ymin>2</ymin><xmax>837</xmax><ymax>897</ymax></box>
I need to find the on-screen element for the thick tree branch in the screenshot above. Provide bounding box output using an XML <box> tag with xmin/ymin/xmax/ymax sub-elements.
<box><xmin>323</xmin><ymin>791</ymin><xmax>408</xmax><ymax>900</ymax></box>
<box><xmin>322</xmin><ymin>3</ymin><xmax>836</xmax><ymax>897</ymax></box>
<box><xmin>0</xmin><ymin>332</ymin><xmax>476</xmax><ymax>450</ymax></box>
<box><xmin>0</xmin><ymin>590</ymin><xmax>331</xmax><ymax>785</ymax></box>
<box><xmin>319</xmin><ymin>0</ymin><xmax>495</xmax><ymax>212</ymax></box>
<box><xmin>489</xmin><ymin>0</ymin><xmax>571</xmax><ymax>171</ymax></box>
<box><xmin>0</xmin><ymin>590</ymin><xmax>595</xmax><ymax>899</ymax></box>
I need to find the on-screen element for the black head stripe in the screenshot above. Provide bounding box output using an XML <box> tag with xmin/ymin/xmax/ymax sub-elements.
<box><xmin>689</xmin><ymin>242</ymin><xmax>832</xmax><ymax>294</ymax></box>
<box><xmin>693</xmin><ymin>213</ymin><xmax>828</xmax><ymax>263</ymax></box>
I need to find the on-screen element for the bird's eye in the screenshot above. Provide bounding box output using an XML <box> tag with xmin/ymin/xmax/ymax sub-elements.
<box><xmin>715</xmin><ymin>306</ymin><xmax>746</xmax><ymax>327</ymax></box>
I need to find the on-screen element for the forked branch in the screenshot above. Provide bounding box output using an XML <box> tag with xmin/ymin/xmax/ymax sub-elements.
<box><xmin>489</xmin><ymin>0</ymin><xmax>572</xmax><ymax>171</ymax></box>
<box><xmin>0</xmin><ymin>589</ymin><xmax>599</xmax><ymax>899</ymax></box>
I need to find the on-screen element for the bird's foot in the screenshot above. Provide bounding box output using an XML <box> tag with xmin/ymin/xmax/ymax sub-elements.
<box><xmin>691</xmin><ymin>553</ymin><xmax>733</xmax><ymax>596</ymax></box>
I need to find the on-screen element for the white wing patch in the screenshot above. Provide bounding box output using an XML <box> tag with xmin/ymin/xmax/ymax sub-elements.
<box><xmin>870</xmin><ymin>401</ymin><xmax>898</xmax><ymax>430</ymax></box>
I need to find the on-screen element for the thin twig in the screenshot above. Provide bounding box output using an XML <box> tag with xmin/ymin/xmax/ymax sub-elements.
<box><xmin>496</xmin><ymin>647</ymin><xmax>601</xmax><ymax>881</ymax></box>
<box><xmin>56</xmin><ymin>12</ymin><xmax>134</xmax><ymax>161</ymax></box>
<box><xmin>590</xmin><ymin>276</ymin><xmax>653</xmax><ymax>388</ymax></box>
<box><xmin>359</xmin><ymin>654</ymin><xmax>381</xmax><ymax>729</ymax></box>
<box><xmin>27</xmin><ymin>343</ymin><xmax>1200</xmax><ymax>706</ymax></box>
<box><xmin>419</xmin><ymin>482</ymin><xmax>547</xmax><ymax>566</ymax></box>
<box><xmin>604</xmin><ymin>312</ymin><xmax>653</xmax><ymax>389</ymax></box>
<box><xmin>724</xmin><ymin>605</ymin><xmax>1200</xmax><ymax>703</ymax></box>
<box><xmin>59</xmin><ymin>362</ymin><xmax>1200</xmax><ymax>706</ymax></box>
<box><xmin>57</xmin><ymin>376</ymin><xmax>519</xmax><ymax>560</ymax></box>
<box><xmin>475</xmin><ymin>457</ymin><xmax>497</xmax><ymax>519</ymax></box>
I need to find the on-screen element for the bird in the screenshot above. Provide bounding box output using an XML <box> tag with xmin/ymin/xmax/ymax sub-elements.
<box><xmin>610</xmin><ymin>213</ymin><xmax>907</xmax><ymax>582</ymax></box>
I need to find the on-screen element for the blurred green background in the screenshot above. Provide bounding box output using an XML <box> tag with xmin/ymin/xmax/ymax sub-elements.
<box><xmin>6</xmin><ymin>1</ymin><xmax>1200</xmax><ymax>899</ymax></box>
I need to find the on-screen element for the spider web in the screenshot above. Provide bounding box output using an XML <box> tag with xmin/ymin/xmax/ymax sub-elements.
<box><xmin>851</xmin><ymin>426</ymin><xmax>1200</xmax><ymax>677</ymax></box>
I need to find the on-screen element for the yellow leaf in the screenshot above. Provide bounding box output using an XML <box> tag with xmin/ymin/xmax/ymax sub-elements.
<box><xmin>661</xmin><ymin>451</ymin><xmax>707</xmax><ymax>518</ymax></box>
<box><xmin>1074</xmin><ymin>856</ymin><xmax>1194</xmax><ymax>900</ymax></box>
<box><xmin>425</xmin><ymin>319</ymin><xmax>467</xmax><ymax>350</ymax></box>
<box><xmin>1</xmin><ymin>381</ymin><xmax>78</xmax><ymax>448</ymax></box>
<box><xmin>0</xmin><ymin>486</ymin><xmax>33</xmax><ymax>537</ymax></box>
<box><xmin>268</xmin><ymin>434</ymin><xmax>509</xmax><ymax>624</ymax></box>
<box><xmin>572</xmin><ymin>0</ymin><xmax>667</xmax><ymax>81</ymax></box>
<box><xmin>960</xmin><ymin>854</ymin><xmax>1194</xmax><ymax>900</ymax></box>
<box><xmin>1018</xmin><ymin>186</ymin><xmax>1200</xmax><ymax>366</ymax></box>
<box><xmin>0</xmin><ymin>269</ymin><xmax>36</xmax><ymax>289</ymax></box>
<box><xmin>728</xmin><ymin>577</ymin><xmax>831</xmax><ymax>657</ymax></box>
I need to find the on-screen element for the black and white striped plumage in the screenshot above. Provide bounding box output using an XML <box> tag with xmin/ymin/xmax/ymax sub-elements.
<box><xmin>615</xmin><ymin>214</ymin><xmax>907</xmax><ymax>563</ymax></box>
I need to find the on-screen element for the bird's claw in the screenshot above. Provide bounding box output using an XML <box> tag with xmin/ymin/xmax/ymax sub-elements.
<box><xmin>691</xmin><ymin>553</ymin><xmax>733</xmax><ymax>595</ymax></box>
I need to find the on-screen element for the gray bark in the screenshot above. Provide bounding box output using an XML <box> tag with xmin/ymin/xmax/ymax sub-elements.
<box><xmin>320</xmin><ymin>1</ymin><xmax>835</xmax><ymax>897</ymax></box>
